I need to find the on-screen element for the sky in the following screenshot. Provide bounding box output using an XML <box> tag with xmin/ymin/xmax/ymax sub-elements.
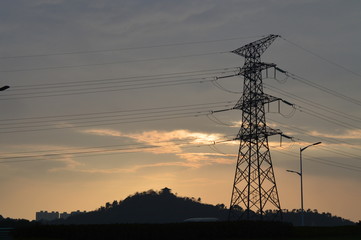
<box><xmin>0</xmin><ymin>0</ymin><xmax>360</xmax><ymax>222</ymax></box>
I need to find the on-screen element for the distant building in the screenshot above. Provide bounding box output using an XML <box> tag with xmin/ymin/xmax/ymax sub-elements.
<box><xmin>160</xmin><ymin>187</ymin><xmax>171</xmax><ymax>195</ymax></box>
<box><xmin>70</xmin><ymin>210</ymin><xmax>86</xmax><ymax>216</ymax></box>
<box><xmin>35</xmin><ymin>211</ymin><xmax>59</xmax><ymax>221</ymax></box>
<box><xmin>36</xmin><ymin>210</ymin><xmax>87</xmax><ymax>221</ymax></box>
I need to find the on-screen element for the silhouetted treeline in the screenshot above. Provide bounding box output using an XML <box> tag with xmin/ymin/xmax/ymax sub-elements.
<box><xmin>0</xmin><ymin>215</ymin><xmax>31</xmax><ymax>228</ymax></box>
<box><xmin>59</xmin><ymin>187</ymin><xmax>229</xmax><ymax>224</ymax></box>
<box><xmin>282</xmin><ymin>208</ymin><xmax>354</xmax><ymax>226</ymax></box>
<box><xmin>0</xmin><ymin>188</ymin><xmax>357</xmax><ymax>227</ymax></box>
<box><xmin>50</xmin><ymin>187</ymin><xmax>355</xmax><ymax>226</ymax></box>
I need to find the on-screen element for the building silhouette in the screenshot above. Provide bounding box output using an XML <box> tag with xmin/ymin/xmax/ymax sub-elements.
<box><xmin>36</xmin><ymin>210</ymin><xmax>86</xmax><ymax>221</ymax></box>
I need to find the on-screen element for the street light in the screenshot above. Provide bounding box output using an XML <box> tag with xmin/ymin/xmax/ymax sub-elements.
<box><xmin>287</xmin><ymin>141</ymin><xmax>321</xmax><ymax>226</ymax></box>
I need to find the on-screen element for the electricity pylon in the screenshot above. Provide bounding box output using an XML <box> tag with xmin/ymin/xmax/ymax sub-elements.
<box><xmin>226</xmin><ymin>35</ymin><xmax>291</xmax><ymax>221</ymax></box>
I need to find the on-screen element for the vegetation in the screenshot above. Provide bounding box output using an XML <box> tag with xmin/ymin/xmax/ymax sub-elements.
<box><xmin>1</xmin><ymin>188</ymin><xmax>359</xmax><ymax>239</ymax></box>
<box><xmin>59</xmin><ymin>187</ymin><xmax>228</xmax><ymax>224</ymax></box>
<box><xmin>53</xmin><ymin>187</ymin><xmax>354</xmax><ymax>226</ymax></box>
<box><xmin>0</xmin><ymin>215</ymin><xmax>31</xmax><ymax>228</ymax></box>
<box><xmin>282</xmin><ymin>208</ymin><xmax>354</xmax><ymax>226</ymax></box>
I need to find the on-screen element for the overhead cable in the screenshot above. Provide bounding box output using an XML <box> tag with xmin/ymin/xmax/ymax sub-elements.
<box><xmin>281</xmin><ymin>36</ymin><xmax>361</xmax><ymax>78</ymax></box>
<box><xmin>0</xmin><ymin>35</ymin><xmax>263</xmax><ymax>60</ymax></box>
<box><xmin>0</xmin><ymin>51</ymin><xmax>228</xmax><ymax>73</ymax></box>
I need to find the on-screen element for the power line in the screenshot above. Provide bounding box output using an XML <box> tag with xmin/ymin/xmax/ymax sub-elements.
<box><xmin>0</xmin><ymin>51</ymin><xmax>228</xmax><ymax>73</ymax></box>
<box><xmin>282</xmin><ymin>131</ymin><xmax>361</xmax><ymax>164</ymax></box>
<box><xmin>212</xmin><ymin>134</ymin><xmax>361</xmax><ymax>173</ymax></box>
<box><xmin>0</xmin><ymin>107</ymin><xmax>219</xmax><ymax>129</ymax></box>
<box><xmin>1</xmin><ymin>142</ymin><xmax>145</xmax><ymax>157</ymax></box>
<box><xmin>0</xmin><ymin>142</ymin><xmax>152</xmax><ymax>161</ymax></box>
<box><xmin>8</xmin><ymin>69</ymin><xmax>237</xmax><ymax>95</ymax></box>
<box><xmin>0</xmin><ymin>101</ymin><xmax>235</xmax><ymax>122</ymax></box>
<box><xmin>269</xmin><ymin>118</ymin><xmax>361</xmax><ymax>163</ymax></box>
<box><xmin>265</xmin><ymin>72</ymin><xmax>361</xmax><ymax>131</ymax></box>
<box><xmin>0</xmin><ymin>68</ymin><xmax>240</xmax><ymax>100</ymax></box>
<box><xmin>298</xmin><ymin>106</ymin><xmax>360</xmax><ymax>130</ymax></box>
<box><xmin>5</xmin><ymin>77</ymin><xmax>215</xmax><ymax>97</ymax></box>
<box><xmin>275</xmin><ymin>150</ymin><xmax>361</xmax><ymax>173</ymax></box>
<box><xmin>0</xmin><ymin>100</ymin><xmax>234</xmax><ymax>122</ymax></box>
<box><xmin>0</xmin><ymin>101</ymin><xmax>236</xmax><ymax>134</ymax></box>
<box><xmin>208</xmin><ymin>134</ymin><xmax>361</xmax><ymax>172</ymax></box>
<box><xmin>269</xmin><ymin>117</ymin><xmax>358</xmax><ymax>150</ymax></box>
<box><xmin>13</xmin><ymin>67</ymin><xmax>238</xmax><ymax>89</ymax></box>
<box><xmin>0</xmin><ymin>140</ymin><xmax>195</xmax><ymax>162</ymax></box>
<box><xmin>0</xmin><ymin>137</ymin><xmax>232</xmax><ymax>164</ymax></box>
<box><xmin>218</xmin><ymin>70</ymin><xmax>361</xmax><ymax>128</ymax></box>
<box><xmin>0</xmin><ymin>109</ymin><xmax>210</xmax><ymax>129</ymax></box>
<box><xmin>0</xmin><ymin>145</ymin><xmax>176</xmax><ymax>164</ymax></box>
<box><xmin>263</xmin><ymin>85</ymin><xmax>361</xmax><ymax>162</ymax></box>
<box><xmin>305</xmin><ymin>157</ymin><xmax>361</xmax><ymax>172</ymax></box>
<box><xmin>281</xmin><ymin>37</ymin><xmax>361</xmax><ymax>79</ymax></box>
<box><xmin>264</xmin><ymin>84</ymin><xmax>361</xmax><ymax>124</ymax></box>
<box><xmin>0</xmin><ymin>112</ymin><xmax>205</xmax><ymax>134</ymax></box>
<box><xmin>282</xmin><ymin>71</ymin><xmax>361</xmax><ymax>107</ymax></box>
<box><xmin>0</xmin><ymin>78</ymin><xmax>214</xmax><ymax>100</ymax></box>
<box><xmin>0</xmin><ymin>35</ymin><xmax>262</xmax><ymax>60</ymax></box>
<box><xmin>217</xmin><ymin>81</ymin><xmax>361</xmax><ymax>143</ymax></box>
<box><xmin>317</xmin><ymin>145</ymin><xmax>361</xmax><ymax>164</ymax></box>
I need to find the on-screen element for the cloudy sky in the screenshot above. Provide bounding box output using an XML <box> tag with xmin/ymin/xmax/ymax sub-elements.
<box><xmin>0</xmin><ymin>0</ymin><xmax>360</xmax><ymax>222</ymax></box>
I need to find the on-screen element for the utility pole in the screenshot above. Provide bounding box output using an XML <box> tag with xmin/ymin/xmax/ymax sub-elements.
<box><xmin>287</xmin><ymin>141</ymin><xmax>321</xmax><ymax>226</ymax></box>
<box><xmin>226</xmin><ymin>35</ymin><xmax>291</xmax><ymax>221</ymax></box>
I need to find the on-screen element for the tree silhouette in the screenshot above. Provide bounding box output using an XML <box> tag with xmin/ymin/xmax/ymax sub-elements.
<box><xmin>42</xmin><ymin>188</ymin><xmax>355</xmax><ymax>226</ymax></box>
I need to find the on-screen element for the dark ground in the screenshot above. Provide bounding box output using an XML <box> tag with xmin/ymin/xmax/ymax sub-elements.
<box><xmin>3</xmin><ymin>221</ymin><xmax>361</xmax><ymax>240</ymax></box>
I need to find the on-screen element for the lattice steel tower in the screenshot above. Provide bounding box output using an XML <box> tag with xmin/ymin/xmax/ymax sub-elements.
<box><xmin>228</xmin><ymin>34</ymin><xmax>290</xmax><ymax>221</ymax></box>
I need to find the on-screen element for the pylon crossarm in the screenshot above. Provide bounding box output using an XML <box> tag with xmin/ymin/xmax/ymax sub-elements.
<box><xmin>241</xmin><ymin>62</ymin><xmax>276</xmax><ymax>74</ymax></box>
<box><xmin>265</xmin><ymin>127</ymin><xmax>283</xmax><ymax>136</ymax></box>
<box><xmin>262</xmin><ymin>93</ymin><xmax>281</xmax><ymax>104</ymax></box>
<box><xmin>281</xmin><ymin>133</ymin><xmax>293</xmax><ymax>139</ymax></box>
<box><xmin>235</xmin><ymin>126</ymin><xmax>284</xmax><ymax>140</ymax></box>
<box><xmin>233</xmin><ymin>93</ymin><xmax>293</xmax><ymax>110</ymax></box>
<box><xmin>215</xmin><ymin>73</ymin><xmax>241</xmax><ymax>80</ymax></box>
<box><xmin>232</xmin><ymin>34</ymin><xmax>280</xmax><ymax>58</ymax></box>
<box><xmin>210</xmin><ymin>108</ymin><xmax>234</xmax><ymax>114</ymax></box>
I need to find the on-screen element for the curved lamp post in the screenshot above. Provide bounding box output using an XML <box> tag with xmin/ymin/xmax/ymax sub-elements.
<box><xmin>287</xmin><ymin>141</ymin><xmax>321</xmax><ymax>226</ymax></box>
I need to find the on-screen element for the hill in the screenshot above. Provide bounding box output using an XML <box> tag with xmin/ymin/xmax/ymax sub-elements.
<box><xmin>62</xmin><ymin>187</ymin><xmax>228</xmax><ymax>224</ymax></box>
<box><xmin>54</xmin><ymin>187</ymin><xmax>355</xmax><ymax>226</ymax></box>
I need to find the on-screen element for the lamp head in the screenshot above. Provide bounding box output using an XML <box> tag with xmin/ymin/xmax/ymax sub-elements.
<box><xmin>301</xmin><ymin>142</ymin><xmax>322</xmax><ymax>151</ymax></box>
<box><xmin>0</xmin><ymin>85</ymin><xmax>9</xmax><ymax>91</ymax></box>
